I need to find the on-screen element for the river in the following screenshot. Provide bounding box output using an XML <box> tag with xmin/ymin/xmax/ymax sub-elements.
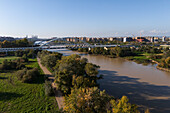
<box><xmin>48</xmin><ymin>49</ymin><xmax>170</xmax><ymax>113</ymax></box>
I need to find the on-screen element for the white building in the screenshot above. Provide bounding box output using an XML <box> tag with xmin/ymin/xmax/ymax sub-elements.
<box><xmin>162</xmin><ymin>36</ymin><xmax>166</xmax><ymax>42</ymax></box>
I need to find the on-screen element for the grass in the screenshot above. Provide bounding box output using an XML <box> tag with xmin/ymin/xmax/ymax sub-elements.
<box><xmin>154</xmin><ymin>58</ymin><xmax>162</xmax><ymax>62</ymax></box>
<box><xmin>0</xmin><ymin>57</ymin><xmax>59</xmax><ymax>113</ymax></box>
<box><xmin>133</xmin><ymin>55</ymin><xmax>149</xmax><ymax>60</ymax></box>
<box><xmin>125</xmin><ymin>52</ymin><xmax>164</xmax><ymax>65</ymax></box>
<box><xmin>0</xmin><ymin>56</ymin><xmax>18</xmax><ymax>63</ymax></box>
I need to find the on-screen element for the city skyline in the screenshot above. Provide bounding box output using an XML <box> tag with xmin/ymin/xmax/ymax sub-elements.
<box><xmin>0</xmin><ymin>0</ymin><xmax>170</xmax><ymax>38</ymax></box>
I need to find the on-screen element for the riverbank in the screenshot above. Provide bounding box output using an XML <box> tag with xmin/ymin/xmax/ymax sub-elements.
<box><xmin>108</xmin><ymin>55</ymin><xmax>170</xmax><ymax>72</ymax></box>
<box><xmin>49</xmin><ymin>48</ymin><xmax>170</xmax><ymax>113</ymax></box>
<box><xmin>156</xmin><ymin>65</ymin><xmax>170</xmax><ymax>72</ymax></box>
<box><xmin>72</xmin><ymin>49</ymin><xmax>170</xmax><ymax>72</ymax></box>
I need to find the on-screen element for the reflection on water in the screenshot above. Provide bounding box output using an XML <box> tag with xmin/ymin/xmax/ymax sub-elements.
<box><xmin>48</xmin><ymin>49</ymin><xmax>170</xmax><ymax>113</ymax></box>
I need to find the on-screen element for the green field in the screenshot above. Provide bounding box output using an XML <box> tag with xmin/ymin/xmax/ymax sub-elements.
<box><xmin>133</xmin><ymin>55</ymin><xmax>149</xmax><ymax>60</ymax></box>
<box><xmin>0</xmin><ymin>56</ymin><xmax>19</xmax><ymax>63</ymax></box>
<box><xmin>125</xmin><ymin>52</ymin><xmax>164</xmax><ymax>66</ymax></box>
<box><xmin>0</xmin><ymin>57</ymin><xmax>59</xmax><ymax>112</ymax></box>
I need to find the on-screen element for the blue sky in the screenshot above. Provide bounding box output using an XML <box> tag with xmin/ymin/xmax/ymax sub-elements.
<box><xmin>0</xmin><ymin>0</ymin><xmax>170</xmax><ymax>38</ymax></box>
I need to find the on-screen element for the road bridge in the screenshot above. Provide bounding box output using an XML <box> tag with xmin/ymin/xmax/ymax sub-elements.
<box><xmin>0</xmin><ymin>37</ymin><xmax>122</xmax><ymax>52</ymax></box>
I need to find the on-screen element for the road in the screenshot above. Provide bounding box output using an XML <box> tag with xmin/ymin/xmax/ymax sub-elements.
<box><xmin>37</xmin><ymin>57</ymin><xmax>64</xmax><ymax>109</ymax></box>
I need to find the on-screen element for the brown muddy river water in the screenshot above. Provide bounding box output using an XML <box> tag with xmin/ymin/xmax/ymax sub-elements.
<box><xmin>48</xmin><ymin>49</ymin><xmax>170</xmax><ymax>113</ymax></box>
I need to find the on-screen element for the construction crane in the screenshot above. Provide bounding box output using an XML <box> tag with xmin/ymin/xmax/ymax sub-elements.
<box><xmin>132</xmin><ymin>34</ymin><xmax>135</xmax><ymax>40</ymax></box>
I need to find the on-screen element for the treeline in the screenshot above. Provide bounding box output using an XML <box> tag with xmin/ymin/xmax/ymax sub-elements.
<box><xmin>136</xmin><ymin>45</ymin><xmax>161</xmax><ymax>54</ymax></box>
<box><xmin>76</xmin><ymin>46</ymin><xmax>170</xmax><ymax>66</ymax></box>
<box><xmin>15</xmin><ymin>49</ymin><xmax>38</xmax><ymax>58</ymax></box>
<box><xmin>77</xmin><ymin>47</ymin><xmax>136</xmax><ymax>57</ymax></box>
<box><xmin>37</xmin><ymin>50</ymin><xmax>63</xmax><ymax>71</ymax></box>
<box><xmin>0</xmin><ymin>49</ymin><xmax>38</xmax><ymax>58</ymax></box>
<box><xmin>0</xmin><ymin>38</ymin><xmax>30</xmax><ymax>48</ymax></box>
<box><xmin>77</xmin><ymin>46</ymin><xmax>162</xmax><ymax>57</ymax></box>
<box><xmin>38</xmin><ymin>50</ymin><xmax>149</xmax><ymax>113</ymax></box>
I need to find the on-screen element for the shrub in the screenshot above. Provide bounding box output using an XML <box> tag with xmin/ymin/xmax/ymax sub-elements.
<box><xmin>159</xmin><ymin>57</ymin><xmax>170</xmax><ymax>69</ymax></box>
<box><xmin>64</xmin><ymin>87</ymin><xmax>111</xmax><ymax>113</ymax></box>
<box><xmin>22</xmin><ymin>54</ymin><xmax>29</xmax><ymax>62</ymax></box>
<box><xmin>110</xmin><ymin>96</ymin><xmax>139</xmax><ymax>113</ymax></box>
<box><xmin>16</xmin><ymin>63</ymin><xmax>26</xmax><ymax>70</ymax></box>
<box><xmin>23</xmin><ymin>68</ymin><xmax>40</xmax><ymax>83</ymax></box>
<box><xmin>16</xmin><ymin>68</ymin><xmax>27</xmax><ymax>80</ymax></box>
<box><xmin>0</xmin><ymin>64</ymin><xmax>3</xmax><ymax>71</ymax></box>
<box><xmin>16</xmin><ymin>68</ymin><xmax>40</xmax><ymax>83</ymax></box>
<box><xmin>0</xmin><ymin>59</ymin><xmax>26</xmax><ymax>71</ymax></box>
<box><xmin>44</xmin><ymin>80</ymin><xmax>53</xmax><ymax>96</ymax></box>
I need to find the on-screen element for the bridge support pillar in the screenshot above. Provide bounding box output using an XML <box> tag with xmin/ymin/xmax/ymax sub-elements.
<box><xmin>6</xmin><ymin>50</ymin><xmax>8</xmax><ymax>56</ymax></box>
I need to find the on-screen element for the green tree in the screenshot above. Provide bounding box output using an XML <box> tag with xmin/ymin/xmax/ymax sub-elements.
<box><xmin>85</xmin><ymin>63</ymin><xmax>99</xmax><ymax>76</ymax></box>
<box><xmin>54</xmin><ymin>54</ymin><xmax>101</xmax><ymax>94</ymax></box>
<box><xmin>64</xmin><ymin>87</ymin><xmax>111</xmax><ymax>113</ymax></box>
<box><xmin>110</xmin><ymin>96</ymin><xmax>139</xmax><ymax>113</ymax></box>
<box><xmin>2</xmin><ymin>40</ymin><xmax>10</xmax><ymax>48</ymax></box>
<box><xmin>159</xmin><ymin>57</ymin><xmax>170</xmax><ymax>68</ymax></box>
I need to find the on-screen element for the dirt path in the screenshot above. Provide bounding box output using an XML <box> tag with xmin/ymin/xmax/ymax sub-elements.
<box><xmin>37</xmin><ymin>57</ymin><xmax>64</xmax><ymax>109</ymax></box>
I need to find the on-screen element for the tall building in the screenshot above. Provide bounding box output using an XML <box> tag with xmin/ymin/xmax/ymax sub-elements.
<box><xmin>123</xmin><ymin>37</ymin><xmax>132</xmax><ymax>42</ymax></box>
<box><xmin>145</xmin><ymin>37</ymin><xmax>154</xmax><ymax>42</ymax></box>
<box><xmin>162</xmin><ymin>36</ymin><xmax>166</xmax><ymax>42</ymax></box>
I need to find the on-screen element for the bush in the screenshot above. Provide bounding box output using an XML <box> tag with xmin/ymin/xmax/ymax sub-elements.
<box><xmin>16</xmin><ymin>68</ymin><xmax>40</xmax><ymax>83</ymax></box>
<box><xmin>44</xmin><ymin>80</ymin><xmax>53</xmax><ymax>96</ymax></box>
<box><xmin>159</xmin><ymin>57</ymin><xmax>170</xmax><ymax>69</ymax></box>
<box><xmin>64</xmin><ymin>87</ymin><xmax>112</xmax><ymax>113</ymax></box>
<box><xmin>110</xmin><ymin>96</ymin><xmax>139</xmax><ymax>113</ymax></box>
<box><xmin>0</xmin><ymin>58</ymin><xmax>26</xmax><ymax>71</ymax></box>
<box><xmin>22</xmin><ymin>54</ymin><xmax>29</xmax><ymax>62</ymax></box>
<box><xmin>148</xmin><ymin>54</ymin><xmax>162</xmax><ymax>59</ymax></box>
<box><xmin>16</xmin><ymin>68</ymin><xmax>27</xmax><ymax>80</ymax></box>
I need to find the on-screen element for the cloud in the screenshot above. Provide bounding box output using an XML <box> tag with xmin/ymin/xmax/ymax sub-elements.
<box><xmin>149</xmin><ymin>29</ymin><xmax>168</xmax><ymax>34</ymax></box>
<box><xmin>115</xmin><ymin>32</ymin><xmax>119</xmax><ymax>35</ymax></box>
<box><xmin>124</xmin><ymin>32</ymin><xmax>129</xmax><ymax>35</ymax></box>
<box><xmin>139</xmin><ymin>30</ymin><xmax>145</xmax><ymax>34</ymax></box>
<box><xmin>136</xmin><ymin>29</ymin><xmax>169</xmax><ymax>36</ymax></box>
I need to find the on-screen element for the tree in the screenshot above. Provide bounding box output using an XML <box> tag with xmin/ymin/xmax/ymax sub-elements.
<box><xmin>41</xmin><ymin>53</ymin><xmax>62</xmax><ymax>70</ymax></box>
<box><xmin>163</xmin><ymin>49</ymin><xmax>170</xmax><ymax>58</ymax></box>
<box><xmin>64</xmin><ymin>87</ymin><xmax>111</xmax><ymax>113</ymax></box>
<box><xmin>0</xmin><ymin>38</ymin><xmax>30</xmax><ymax>48</ymax></box>
<box><xmin>2</xmin><ymin>40</ymin><xmax>10</xmax><ymax>48</ymax></box>
<box><xmin>165</xmin><ymin>57</ymin><xmax>170</xmax><ymax>66</ymax></box>
<box><xmin>54</xmin><ymin>54</ymin><xmax>101</xmax><ymax>94</ymax></box>
<box><xmin>16</xmin><ymin>68</ymin><xmax>40</xmax><ymax>83</ymax></box>
<box><xmin>110</xmin><ymin>96</ymin><xmax>139</xmax><ymax>113</ymax></box>
<box><xmin>145</xmin><ymin>109</ymin><xmax>150</xmax><ymax>113</ymax></box>
<box><xmin>159</xmin><ymin>57</ymin><xmax>170</xmax><ymax>68</ymax></box>
<box><xmin>85</xmin><ymin>63</ymin><xmax>100</xmax><ymax>76</ymax></box>
<box><xmin>44</xmin><ymin>80</ymin><xmax>53</xmax><ymax>96</ymax></box>
<box><xmin>22</xmin><ymin>54</ymin><xmax>28</xmax><ymax>62</ymax></box>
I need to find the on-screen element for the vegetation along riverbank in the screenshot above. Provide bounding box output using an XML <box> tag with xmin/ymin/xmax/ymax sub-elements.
<box><xmin>72</xmin><ymin>45</ymin><xmax>170</xmax><ymax>72</ymax></box>
<box><xmin>37</xmin><ymin>50</ymin><xmax>151</xmax><ymax>113</ymax></box>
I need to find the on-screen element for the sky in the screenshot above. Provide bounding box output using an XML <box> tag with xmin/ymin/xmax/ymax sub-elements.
<box><xmin>0</xmin><ymin>0</ymin><xmax>170</xmax><ymax>38</ymax></box>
